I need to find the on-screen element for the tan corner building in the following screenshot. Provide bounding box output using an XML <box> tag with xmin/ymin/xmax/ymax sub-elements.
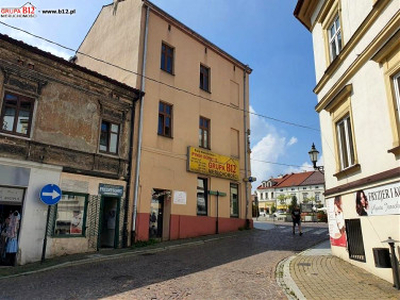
<box><xmin>295</xmin><ymin>0</ymin><xmax>400</xmax><ymax>285</ymax></box>
<box><xmin>77</xmin><ymin>0</ymin><xmax>253</xmax><ymax>243</ymax></box>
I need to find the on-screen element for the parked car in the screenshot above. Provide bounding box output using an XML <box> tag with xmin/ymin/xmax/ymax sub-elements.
<box><xmin>273</xmin><ymin>210</ymin><xmax>285</xmax><ymax>217</ymax></box>
<box><xmin>259</xmin><ymin>211</ymin><xmax>267</xmax><ymax>217</ymax></box>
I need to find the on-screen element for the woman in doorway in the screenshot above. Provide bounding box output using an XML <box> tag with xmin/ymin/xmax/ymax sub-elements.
<box><xmin>6</xmin><ymin>211</ymin><xmax>20</xmax><ymax>266</ymax></box>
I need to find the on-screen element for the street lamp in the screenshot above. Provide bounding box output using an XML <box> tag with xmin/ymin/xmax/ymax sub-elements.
<box><xmin>308</xmin><ymin>143</ymin><xmax>324</xmax><ymax>171</ymax></box>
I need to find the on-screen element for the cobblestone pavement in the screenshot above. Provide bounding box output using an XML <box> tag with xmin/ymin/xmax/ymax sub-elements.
<box><xmin>0</xmin><ymin>224</ymin><xmax>328</xmax><ymax>300</ymax></box>
<box><xmin>281</xmin><ymin>240</ymin><xmax>400</xmax><ymax>300</ymax></box>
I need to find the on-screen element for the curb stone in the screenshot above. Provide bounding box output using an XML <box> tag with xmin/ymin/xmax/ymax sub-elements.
<box><xmin>276</xmin><ymin>256</ymin><xmax>305</xmax><ymax>300</ymax></box>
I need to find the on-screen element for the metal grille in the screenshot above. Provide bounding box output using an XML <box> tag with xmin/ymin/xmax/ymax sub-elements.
<box><xmin>118</xmin><ymin>197</ymin><xmax>126</xmax><ymax>248</ymax></box>
<box><xmin>345</xmin><ymin>218</ymin><xmax>366</xmax><ymax>262</ymax></box>
<box><xmin>87</xmin><ymin>195</ymin><xmax>100</xmax><ymax>250</ymax></box>
<box><xmin>46</xmin><ymin>205</ymin><xmax>57</xmax><ymax>236</ymax></box>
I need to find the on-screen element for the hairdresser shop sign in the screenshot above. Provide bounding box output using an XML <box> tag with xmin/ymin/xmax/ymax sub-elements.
<box><xmin>359</xmin><ymin>181</ymin><xmax>400</xmax><ymax>216</ymax></box>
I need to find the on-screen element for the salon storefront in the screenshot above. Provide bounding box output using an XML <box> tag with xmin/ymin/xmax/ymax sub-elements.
<box><xmin>326</xmin><ymin>178</ymin><xmax>400</xmax><ymax>285</ymax></box>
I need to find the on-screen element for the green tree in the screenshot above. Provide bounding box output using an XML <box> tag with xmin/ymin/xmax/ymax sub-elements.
<box><xmin>289</xmin><ymin>196</ymin><xmax>298</xmax><ymax>212</ymax></box>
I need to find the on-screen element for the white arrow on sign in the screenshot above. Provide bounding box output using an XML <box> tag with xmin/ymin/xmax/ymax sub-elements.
<box><xmin>42</xmin><ymin>190</ymin><xmax>60</xmax><ymax>199</ymax></box>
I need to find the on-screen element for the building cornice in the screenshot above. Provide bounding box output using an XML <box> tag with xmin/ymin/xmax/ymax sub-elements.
<box><xmin>293</xmin><ymin>0</ymin><xmax>320</xmax><ymax>31</ymax></box>
<box><xmin>324</xmin><ymin>167</ymin><xmax>400</xmax><ymax>197</ymax></box>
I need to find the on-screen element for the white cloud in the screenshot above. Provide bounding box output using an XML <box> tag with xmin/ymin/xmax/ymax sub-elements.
<box><xmin>287</xmin><ymin>136</ymin><xmax>298</xmax><ymax>146</ymax></box>
<box><xmin>2</xmin><ymin>26</ymin><xmax>73</xmax><ymax>60</ymax></box>
<box><xmin>249</xmin><ymin>105</ymin><xmax>297</xmax><ymax>191</ymax></box>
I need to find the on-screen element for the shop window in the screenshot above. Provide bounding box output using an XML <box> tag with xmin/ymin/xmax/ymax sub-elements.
<box><xmin>161</xmin><ymin>43</ymin><xmax>174</xmax><ymax>74</ymax></box>
<box><xmin>197</xmin><ymin>178</ymin><xmax>207</xmax><ymax>215</ymax></box>
<box><xmin>230</xmin><ymin>183</ymin><xmax>239</xmax><ymax>217</ymax></box>
<box><xmin>100</xmin><ymin>121</ymin><xmax>119</xmax><ymax>154</ymax></box>
<box><xmin>158</xmin><ymin>101</ymin><xmax>172</xmax><ymax>137</ymax></box>
<box><xmin>54</xmin><ymin>192</ymin><xmax>88</xmax><ymax>236</ymax></box>
<box><xmin>345</xmin><ymin>219</ymin><xmax>366</xmax><ymax>262</ymax></box>
<box><xmin>0</xmin><ymin>92</ymin><xmax>34</xmax><ymax>137</ymax></box>
<box><xmin>200</xmin><ymin>65</ymin><xmax>210</xmax><ymax>92</ymax></box>
<box><xmin>199</xmin><ymin>116</ymin><xmax>210</xmax><ymax>149</ymax></box>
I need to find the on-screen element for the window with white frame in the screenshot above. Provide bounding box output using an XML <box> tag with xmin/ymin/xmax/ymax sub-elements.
<box><xmin>393</xmin><ymin>72</ymin><xmax>400</xmax><ymax>126</ymax></box>
<box><xmin>336</xmin><ymin>114</ymin><xmax>355</xmax><ymax>170</ymax></box>
<box><xmin>315</xmin><ymin>192</ymin><xmax>320</xmax><ymax>202</ymax></box>
<box><xmin>328</xmin><ymin>15</ymin><xmax>342</xmax><ymax>61</ymax></box>
<box><xmin>230</xmin><ymin>183</ymin><xmax>239</xmax><ymax>217</ymax></box>
<box><xmin>100</xmin><ymin>121</ymin><xmax>119</xmax><ymax>154</ymax></box>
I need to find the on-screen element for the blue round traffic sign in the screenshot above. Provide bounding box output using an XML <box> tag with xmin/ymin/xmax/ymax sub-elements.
<box><xmin>40</xmin><ymin>184</ymin><xmax>62</xmax><ymax>205</ymax></box>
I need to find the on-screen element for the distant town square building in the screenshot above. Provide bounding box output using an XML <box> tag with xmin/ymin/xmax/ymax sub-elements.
<box><xmin>294</xmin><ymin>0</ymin><xmax>400</xmax><ymax>285</ymax></box>
<box><xmin>255</xmin><ymin>171</ymin><xmax>325</xmax><ymax>214</ymax></box>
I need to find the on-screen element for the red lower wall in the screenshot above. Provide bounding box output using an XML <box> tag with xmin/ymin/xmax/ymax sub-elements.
<box><xmin>135</xmin><ymin>212</ymin><xmax>253</xmax><ymax>242</ymax></box>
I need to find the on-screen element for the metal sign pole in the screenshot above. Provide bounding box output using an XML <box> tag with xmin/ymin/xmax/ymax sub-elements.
<box><xmin>216</xmin><ymin>191</ymin><xmax>219</xmax><ymax>234</ymax></box>
<box><xmin>41</xmin><ymin>205</ymin><xmax>51</xmax><ymax>263</ymax></box>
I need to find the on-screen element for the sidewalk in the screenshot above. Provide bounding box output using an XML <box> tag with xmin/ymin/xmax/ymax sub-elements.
<box><xmin>0</xmin><ymin>229</ymin><xmax>252</xmax><ymax>279</ymax></box>
<box><xmin>278</xmin><ymin>240</ymin><xmax>400</xmax><ymax>299</ymax></box>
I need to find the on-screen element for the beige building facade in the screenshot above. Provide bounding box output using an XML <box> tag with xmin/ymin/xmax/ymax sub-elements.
<box><xmin>77</xmin><ymin>0</ymin><xmax>252</xmax><ymax>243</ymax></box>
<box><xmin>295</xmin><ymin>0</ymin><xmax>400</xmax><ymax>284</ymax></box>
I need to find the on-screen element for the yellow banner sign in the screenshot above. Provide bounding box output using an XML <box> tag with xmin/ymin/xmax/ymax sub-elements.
<box><xmin>187</xmin><ymin>147</ymin><xmax>240</xmax><ymax>181</ymax></box>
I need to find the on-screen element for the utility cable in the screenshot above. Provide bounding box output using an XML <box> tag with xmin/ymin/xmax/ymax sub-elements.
<box><xmin>0</xmin><ymin>21</ymin><xmax>320</xmax><ymax>132</ymax></box>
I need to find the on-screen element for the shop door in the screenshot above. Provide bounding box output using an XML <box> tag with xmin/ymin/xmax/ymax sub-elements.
<box><xmin>149</xmin><ymin>196</ymin><xmax>163</xmax><ymax>240</ymax></box>
<box><xmin>0</xmin><ymin>186</ymin><xmax>24</xmax><ymax>266</ymax></box>
<box><xmin>99</xmin><ymin>196</ymin><xmax>120</xmax><ymax>248</ymax></box>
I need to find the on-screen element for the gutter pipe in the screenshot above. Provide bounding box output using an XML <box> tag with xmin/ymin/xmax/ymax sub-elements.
<box><xmin>243</xmin><ymin>66</ymin><xmax>250</xmax><ymax>227</ymax></box>
<box><xmin>132</xmin><ymin>4</ymin><xmax>150</xmax><ymax>242</ymax></box>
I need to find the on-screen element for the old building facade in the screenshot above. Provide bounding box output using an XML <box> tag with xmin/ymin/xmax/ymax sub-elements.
<box><xmin>77</xmin><ymin>0</ymin><xmax>252</xmax><ymax>243</ymax></box>
<box><xmin>0</xmin><ymin>34</ymin><xmax>141</xmax><ymax>265</ymax></box>
<box><xmin>295</xmin><ymin>0</ymin><xmax>399</xmax><ymax>283</ymax></box>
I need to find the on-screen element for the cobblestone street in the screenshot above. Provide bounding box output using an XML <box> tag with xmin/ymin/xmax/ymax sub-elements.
<box><xmin>0</xmin><ymin>224</ymin><xmax>328</xmax><ymax>299</ymax></box>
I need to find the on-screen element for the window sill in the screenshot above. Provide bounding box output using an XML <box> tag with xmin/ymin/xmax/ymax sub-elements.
<box><xmin>51</xmin><ymin>234</ymin><xmax>86</xmax><ymax>238</ymax></box>
<box><xmin>333</xmin><ymin>163</ymin><xmax>361</xmax><ymax>180</ymax></box>
<box><xmin>199</xmin><ymin>146</ymin><xmax>210</xmax><ymax>150</ymax></box>
<box><xmin>199</xmin><ymin>87</ymin><xmax>211</xmax><ymax>94</ymax></box>
<box><xmin>160</xmin><ymin>68</ymin><xmax>175</xmax><ymax>76</ymax></box>
<box><xmin>388</xmin><ymin>145</ymin><xmax>400</xmax><ymax>157</ymax></box>
<box><xmin>157</xmin><ymin>133</ymin><xmax>173</xmax><ymax>139</ymax></box>
<box><xmin>0</xmin><ymin>131</ymin><xmax>31</xmax><ymax>140</ymax></box>
<box><xmin>99</xmin><ymin>151</ymin><xmax>119</xmax><ymax>157</ymax></box>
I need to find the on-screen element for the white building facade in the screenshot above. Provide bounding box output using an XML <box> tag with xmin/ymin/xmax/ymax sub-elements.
<box><xmin>295</xmin><ymin>0</ymin><xmax>400</xmax><ymax>284</ymax></box>
<box><xmin>256</xmin><ymin>171</ymin><xmax>325</xmax><ymax>213</ymax></box>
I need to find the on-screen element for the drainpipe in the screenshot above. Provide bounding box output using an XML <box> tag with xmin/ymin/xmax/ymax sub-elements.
<box><xmin>243</xmin><ymin>66</ymin><xmax>250</xmax><ymax>228</ymax></box>
<box><xmin>123</xmin><ymin>99</ymin><xmax>137</xmax><ymax>248</ymax></box>
<box><xmin>132</xmin><ymin>4</ymin><xmax>150</xmax><ymax>242</ymax></box>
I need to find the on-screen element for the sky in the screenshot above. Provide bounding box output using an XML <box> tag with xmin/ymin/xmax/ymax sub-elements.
<box><xmin>0</xmin><ymin>0</ymin><xmax>324</xmax><ymax>191</ymax></box>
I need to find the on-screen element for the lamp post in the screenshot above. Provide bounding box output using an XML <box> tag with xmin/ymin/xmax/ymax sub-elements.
<box><xmin>308</xmin><ymin>143</ymin><xmax>324</xmax><ymax>171</ymax></box>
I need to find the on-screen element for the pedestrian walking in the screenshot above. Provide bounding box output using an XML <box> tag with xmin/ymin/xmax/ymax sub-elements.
<box><xmin>292</xmin><ymin>205</ymin><xmax>303</xmax><ymax>236</ymax></box>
